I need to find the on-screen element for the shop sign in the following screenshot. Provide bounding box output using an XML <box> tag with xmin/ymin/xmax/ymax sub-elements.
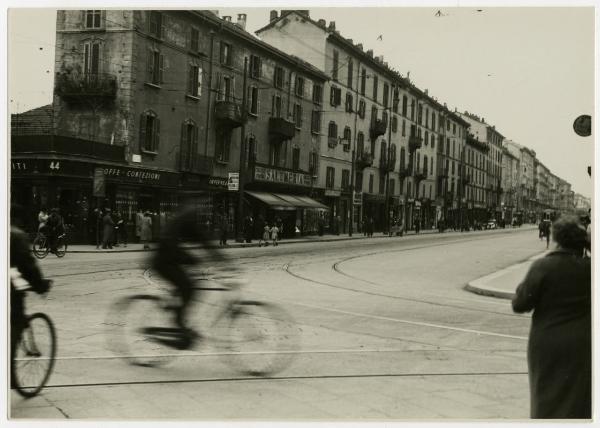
<box><xmin>93</xmin><ymin>167</ymin><xmax>105</xmax><ymax>197</ymax></box>
<box><xmin>353</xmin><ymin>191</ymin><xmax>362</xmax><ymax>205</ymax></box>
<box><xmin>228</xmin><ymin>173</ymin><xmax>239</xmax><ymax>191</ymax></box>
<box><xmin>254</xmin><ymin>165</ymin><xmax>311</xmax><ymax>187</ymax></box>
<box><xmin>11</xmin><ymin>161</ymin><xmax>29</xmax><ymax>171</ymax></box>
<box><xmin>325</xmin><ymin>189</ymin><xmax>341</xmax><ymax>197</ymax></box>
<box><xmin>208</xmin><ymin>176</ymin><xmax>228</xmax><ymax>189</ymax></box>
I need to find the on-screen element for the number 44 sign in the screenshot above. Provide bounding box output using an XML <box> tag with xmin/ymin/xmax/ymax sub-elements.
<box><xmin>49</xmin><ymin>161</ymin><xmax>61</xmax><ymax>170</ymax></box>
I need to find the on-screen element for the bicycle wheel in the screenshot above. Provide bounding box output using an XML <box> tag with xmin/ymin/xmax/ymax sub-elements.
<box><xmin>216</xmin><ymin>301</ymin><xmax>300</xmax><ymax>377</ymax></box>
<box><xmin>11</xmin><ymin>313</ymin><xmax>57</xmax><ymax>398</ymax></box>
<box><xmin>32</xmin><ymin>236</ymin><xmax>49</xmax><ymax>259</ymax></box>
<box><xmin>107</xmin><ymin>295</ymin><xmax>177</xmax><ymax>367</ymax></box>
<box><xmin>54</xmin><ymin>236</ymin><xmax>67</xmax><ymax>258</ymax></box>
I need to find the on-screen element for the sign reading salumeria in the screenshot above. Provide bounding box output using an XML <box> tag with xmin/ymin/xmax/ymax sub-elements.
<box><xmin>254</xmin><ymin>165</ymin><xmax>312</xmax><ymax>187</ymax></box>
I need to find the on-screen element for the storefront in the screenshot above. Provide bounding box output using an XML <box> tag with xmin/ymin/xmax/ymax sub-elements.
<box><xmin>245</xmin><ymin>164</ymin><xmax>329</xmax><ymax>238</ymax></box>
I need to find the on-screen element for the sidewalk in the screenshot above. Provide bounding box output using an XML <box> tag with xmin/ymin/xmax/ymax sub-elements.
<box><xmin>66</xmin><ymin>227</ymin><xmax>448</xmax><ymax>253</ymax></box>
<box><xmin>465</xmin><ymin>250</ymin><xmax>548</xmax><ymax>299</ymax></box>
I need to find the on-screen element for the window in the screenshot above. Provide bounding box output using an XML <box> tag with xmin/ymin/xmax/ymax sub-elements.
<box><xmin>309</xmin><ymin>151</ymin><xmax>318</xmax><ymax>175</ymax></box>
<box><xmin>190</xmin><ymin>28</ymin><xmax>200</xmax><ymax>52</ymax></box>
<box><xmin>447</xmin><ymin>120</ymin><xmax>451</xmax><ymax>131</ymax></box>
<box><xmin>326</xmin><ymin>167</ymin><xmax>335</xmax><ymax>189</ymax></box>
<box><xmin>330</xmin><ymin>86</ymin><xmax>342</xmax><ymax>106</ymax></box>
<box><xmin>180</xmin><ymin>119</ymin><xmax>197</xmax><ymax>169</ymax></box>
<box><xmin>311</xmin><ymin>110</ymin><xmax>321</xmax><ymax>134</ymax></box>
<box><xmin>149</xmin><ymin>11</ymin><xmax>163</xmax><ymax>38</ymax></box>
<box><xmin>382</xmin><ymin>111</ymin><xmax>388</xmax><ymax>127</ymax></box>
<box><xmin>372</xmin><ymin>75</ymin><xmax>378</xmax><ymax>102</ymax></box>
<box><xmin>410</xmin><ymin>99</ymin><xmax>415</xmax><ymax>121</ymax></box>
<box><xmin>383</xmin><ymin>83</ymin><xmax>389</xmax><ymax>107</ymax></box>
<box><xmin>431</xmin><ymin>113</ymin><xmax>436</xmax><ymax>130</ymax></box>
<box><xmin>392</xmin><ymin>116</ymin><xmax>398</xmax><ymax>133</ymax></box>
<box><xmin>358</xmin><ymin>99</ymin><xmax>366</xmax><ymax>118</ymax></box>
<box><xmin>388</xmin><ymin>179</ymin><xmax>395</xmax><ymax>196</ymax></box>
<box><xmin>424</xmin><ymin>131</ymin><xmax>429</xmax><ymax>146</ymax></box>
<box><xmin>84</xmin><ymin>41</ymin><xmax>101</xmax><ymax>75</ymax></box>
<box><xmin>345</xmin><ymin>93</ymin><xmax>354</xmax><ymax>112</ymax></box>
<box><xmin>332</xmin><ymin>50</ymin><xmax>339</xmax><ymax>81</ymax></box>
<box><xmin>147</xmin><ymin>49</ymin><xmax>163</xmax><ymax>85</ymax></box>
<box><xmin>400</xmin><ymin>147</ymin><xmax>406</xmax><ymax>171</ymax></box>
<box><xmin>360</xmin><ymin>68</ymin><xmax>366</xmax><ymax>95</ymax></box>
<box><xmin>269</xmin><ymin>142</ymin><xmax>282</xmax><ymax>167</ymax></box>
<box><xmin>328</xmin><ymin>121</ymin><xmax>338</xmax><ymax>142</ymax></box>
<box><xmin>220</xmin><ymin>42</ymin><xmax>232</xmax><ymax>66</ymax></box>
<box><xmin>217</xmin><ymin>75</ymin><xmax>235</xmax><ymax>101</ymax></box>
<box><xmin>85</xmin><ymin>10</ymin><xmax>102</xmax><ymax>29</ymax></box>
<box><xmin>453</xmin><ymin>123</ymin><xmax>456</xmax><ymax>134</ymax></box>
<box><xmin>342</xmin><ymin>169</ymin><xmax>350</xmax><ymax>190</ymax></box>
<box><xmin>402</xmin><ymin>95</ymin><xmax>408</xmax><ymax>116</ymax></box>
<box><xmin>293</xmin><ymin>104</ymin><xmax>302</xmax><ymax>128</ymax></box>
<box><xmin>248</xmin><ymin>86</ymin><xmax>259</xmax><ymax>116</ymax></box>
<box><xmin>423</xmin><ymin>155</ymin><xmax>428</xmax><ymax>176</ymax></box>
<box><xmin>418</xmin><ymin>104</ymin><xmax>423</xmax><ymax>125</ymax></box>
<box><xmin>380</xmin><ymin>140</ymin><xmax>387</xmax><ymax>166</ymax></box>
<box><xmin>274</xmin><ymin>66</ymin><xmax>284</xmax><ymax>89</ymax></box>
<box><xmin>393</xmin><ymin>88</ymin><xmax>400</xmax><ymax>113</ymax></box>
<box><xmin>139</xmin><ymin>110</ymin><xmax>160</xmax><ymax>153</ymax></box>
<box><xmin>357</xmin><ymin>132</ymin><xmax>365</xmax><ymax>156</ymax></box>
<box><xmin>272</xmin><ymin>95</ymin><xmax>282</xmax><ymax>117</ymax></box>
<box><xmin>292</xmin><ymin>147</ymin><xmax>300</xmax><ymax>171</ymax></box>
<box><xmin>313</xmin><ymin>84</ymin><xmax>323</xmax><ymax>104</ymax></box>
<box><xmin>295</xmin><ymin>76</ymin><xmax>305</xmax><ymax>97</ymax></box>
<box><xmin>356</xmin><ymin>172</ymin><xmax>364</xmax><ymax>191</ymax></box>
<box><xmin>250</xmin><ymin>55</ymin><xmax>262</xmax><ymax>79</ymax></box>
<box><xmin>378</xmin><ymin>174</ymin><xmax>385</xmax><ymax>194</ymax></box>
<box><xmin>369</xmin><ymin>174</ymin><xmax>374</xmax><ymax>193</ymax></box>
<box><xmin>371</xmin><ymin>106</ymin><xmax>378</xmax><ymax>123</ymax></box>
<box><xmin>343</xmin><ymin>127</ymin><xmax>351</xmax><ymax>151</ymax></box>
<box><xmin>187</xmin><ymin>64</ymin><xmax>203</xmax><ymax>97</ymax></box>
<box><xmin>402</xmin><ymin>119</ymin><xmax>406</xmax><ymax>136</ymax></box>
<box><xmin>347</xmin><ymin>58</ymin><xmax>353</xmax><ymax>88</ymax></box>
<box><xmin>431</xmin><ymin>134</ymin><xmax>435</xmax><ymax>149</ymax></box>
<box><xmin>216</xmin><ymin>129</ymin><xmax>232</xmax><ymax>163</ymax></box>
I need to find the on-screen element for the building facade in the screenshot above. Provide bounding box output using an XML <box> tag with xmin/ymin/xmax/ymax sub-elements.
<box><xmin>501</xmin><ymin>146</ymin><xmax>520</xmax><ymax>224</ymax></box>
<box><xmin>12</xmin><ymin>9</ymin><xmax>329</xmax><ymax>242</ymax></box>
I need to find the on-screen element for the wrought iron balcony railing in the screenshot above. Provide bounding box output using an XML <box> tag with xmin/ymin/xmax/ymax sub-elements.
<box><xmin>215</xmin><ymin>100</ymin><xmax>244</xmax><ymax>128</ymax></box>
<box><xmin>56</xmin><ymin>72</ymin><xmax>117</xmax><ymax>99</ymax></box>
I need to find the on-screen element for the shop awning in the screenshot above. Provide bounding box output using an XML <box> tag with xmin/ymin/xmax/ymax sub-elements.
<box><xmin>246</xmin><ymin>191</ymin><xmax>328</xmax><ymax>210</ymax></box>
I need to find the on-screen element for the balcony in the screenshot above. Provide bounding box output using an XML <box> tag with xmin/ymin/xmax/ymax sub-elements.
<box><xmin>11</xmin><ymin>135</ymin><xmax>125</xmax><ymax>162</ymax></box>
<box><xmin>178</xmin><ymin>152</ymin><xmax>214</xmax><ymax>175</ymax></box>
<box><xmin>413</xmin><ymin>168</ymin><xmax>427</xmax><ymax>184</ymax></box>
<box><xmin>56</xmin><ymin>72</ymin><xmax>117</xmax><ymax>100</ymax></box>
<box><xmin>408</xmin><ymin>135</ymin><xmax>422</xmax><ymax>152</ymax></box>
<box><xmin>269</xmin><ymin>117</ymin><xmax>295</xmax><ymax>141</ymax></box>
<box><xmin>214</xmin><ymin>100</ymin><xmax>244</xmax><ymax>128</ymax></box>
<box><xmin>369</xmin><ymin>119</ymin><xmax>387</xmax><ymax>140</ymax></box>
<box><xmin>356</xmin><ymin>152</ymin><xmax>373</xmax><ymax>169</ymax></box>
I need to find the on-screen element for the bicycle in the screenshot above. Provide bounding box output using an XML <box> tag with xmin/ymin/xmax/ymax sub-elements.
<box><xmin>106</xmin><ymin>270</ymin><xmax>300</xmax><ymax>377</ymax></box>
<box><xmin>11</xmin><ymin>284</ymin><xmax>57</xmax><ymax>398</ymax></box>
<box><xmin>32</xmin><ymin>226</ymin><xmax>69</xmax><ymax>259</ymax></box>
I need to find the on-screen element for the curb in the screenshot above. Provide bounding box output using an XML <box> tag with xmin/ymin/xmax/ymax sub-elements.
<box><xmin>464</xmin><ymin>251</ymin><xmax>548</xmax><ymax>300</ymax></box>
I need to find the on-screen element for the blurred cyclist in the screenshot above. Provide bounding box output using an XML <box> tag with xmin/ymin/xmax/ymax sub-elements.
<box><xmin>45</xmin><ymin>208</ymin><xmax>64</xmax><ymax>254</ymax></box>
<box><xmin>10</xmin><ymin>204</ymin><xmax>52</xmax><ymax>384</ymax></box>
<box><xmin>151</xmin><ymin>205</ymin><xmax>228</xmax><ymax>349</ymax></box>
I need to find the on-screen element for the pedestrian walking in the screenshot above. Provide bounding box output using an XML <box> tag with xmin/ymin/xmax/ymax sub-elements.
<box><xmin>543</xmin><ymin>220</ymin><xmax>551</xmax><ymax>249</ymax></box>
<box><xmin>115</xmin><ymin>211</ymin><xmax>127</xmax><ymax>247</ymax></box>
<box><xmin>367</xmin><ymin>216</ymin><xmax>374</xmax><ymax>237</ymax></box>
<box><xmin>243</xmin><ymin>215</ymin><xmax>254</xmax><ymax>243</ymax></box>
<box><xmin>219</xmin><ymin>214</ymin><xmax>229</xmax><ymax>246</ymax></box>
<box><xmin>135</xmin><ymin>208</ymin><xmax>144</xmax><ymax>243</ymax></box>
<box><xmin>275</xmin><ymin>216</ymin><xmax>284</xmax><ymax>241</ymax></box>
<box><xmin>538</xmin><ymin>221</ymin><xmax>544</xmax><ymax>240</ymax></box>
<box><xmin>270</xmin><ymin>223</ymin><xmax>280</xmax><ymax>246</ymax></box>
<box><xmin>140</xmin><ymin>211</ymin><xmax>153</xmax><ymax>250</ymax></box>
<box><xmin>414</xmin><ymin>218</ymin><xmax>420</xmax><ymax>234</ymax></box>
<box><xmin>101</xmin><ymin>208</ymin><xmax>115</xmax><ymax>249</ymax></box>
<box><xmin>512</xmin><ymin>215</ymin><xmax>591</xmax><ymax>419</ymax></box>
<box><xmin>259</xmin><ymin>223</ymin><xmax>270</xmax><ymax>247</ymax></box>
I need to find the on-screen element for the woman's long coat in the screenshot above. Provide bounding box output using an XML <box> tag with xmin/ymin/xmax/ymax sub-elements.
<box><xmin>140</xmin><ymin>216</ymin><xmax>153</xmax><ymax>242</ymax></box>
<box><xmin>512</xmin><ymin>249</ymin><xmax>591</xmax><ymax>419</ymax></box>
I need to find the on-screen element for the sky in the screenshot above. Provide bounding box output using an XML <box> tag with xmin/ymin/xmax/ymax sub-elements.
<box><xmin>7</xmin><ymin>5</ymin><xmax>596</xmax><ymax>198</ymax></box>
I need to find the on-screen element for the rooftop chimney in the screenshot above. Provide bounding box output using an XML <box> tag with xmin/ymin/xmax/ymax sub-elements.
<box><xmin>223</xmin><ymin>16</ymin><xmax>232</xmax><ymax>22</ymax></box>
<box><xmin>328</xmin><ymin>21</ymin><xmax>336</xmax><ymax>31</ymax></box>
<box><xmin>317</xmin><ymin>18</ymin><xmax>326</xmax><ymax>28</ymax></box>
<box><xmin>270</xmin><ymin>10</ymin><xmax>278</xmax><ymax>22</ymax></box>
<box><xmin>366</xmin><ymin>49</ymin><xmax>373</xmax><ymax>57</ymax></box>
<box><xmin>236</xmin><ymin>13</ymin><xmax>247</xmax><ymax>30</ymax></box>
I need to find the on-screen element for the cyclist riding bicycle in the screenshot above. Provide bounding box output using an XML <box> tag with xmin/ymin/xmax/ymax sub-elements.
<box><xmin>45</xmin><ymin>208</ymin><xmax>65</xmax><ymax>254</ymax></box>
<box><xmin>10</xmin><ymin>205</ymin><xmax>52</xmax><ymax>384</ymax></box>
<box><xmin>151</xmin><ymin>206</ymin><xmax>229</xmax><ymax>350</ymax></box>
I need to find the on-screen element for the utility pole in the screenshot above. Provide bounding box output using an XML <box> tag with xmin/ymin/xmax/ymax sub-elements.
<box><xmin>235</xmin><ymin>57</ymin><xmax>248</xmax><ymax>243</ymax></box>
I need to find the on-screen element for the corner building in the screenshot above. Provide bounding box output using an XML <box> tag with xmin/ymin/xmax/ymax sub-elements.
<box><xmin>12</xmin><ymin>10</ymin><xmax>328</xmax><ymax>242</ymax></box>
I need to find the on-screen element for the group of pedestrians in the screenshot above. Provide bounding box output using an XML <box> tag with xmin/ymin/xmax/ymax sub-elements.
<box><xmin>258</xmin><ymin>222</ymin><xmax>280</xmax><ymax>247</ymax></box>
<box><xmin>98</xmin><ymin>208</ymin><xmax>153</xmax><ymax>250</ymax></box>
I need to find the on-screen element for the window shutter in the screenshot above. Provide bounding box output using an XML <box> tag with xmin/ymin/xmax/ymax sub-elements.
<box><xmin>154</xmin><ymin>117</ymin><xmax>160</xmax><ymax>151</ymax></box>
<box><xmin>158</xmin><ymin>54</ymin><xmax>164</xmax><ymax>84</ymax></box>
<box><xmin>219</xmin><ymin>42</ymin><xmax>224</xmax><ymax>64</ymax></box>
<box><xmin>187</xmin><ymin>65</ymin><xmax>194</xmax><ymax>93</ymax></box>
<box><xmin>139</xmin><ymin>114</ymin><xmax>147</xmax><ymax>151</ymax></box>
<box><xmin>197</xmin><ymin>67</ymin><xmax>203</xmax><ymax>97</ymax></box>
<box><xmin>330</xmin><ymin>87</ymin><xmax>335</xmax><ymax>106</ymax></box>
<box><xmin>180</xmin><ymin>122</ymin><xmax>188</xmax><ymax>168</ymax></box>
<box><xmin>147</xmin><ymin>49</ymin><xmax>154</xmax><ymax>82</ymax></box>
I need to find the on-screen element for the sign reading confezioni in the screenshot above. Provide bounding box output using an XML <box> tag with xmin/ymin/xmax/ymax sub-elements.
<box><xmin>254</xmin><ymin>165</ymin><xmax>312</xmax><ymax>187</ymax></box>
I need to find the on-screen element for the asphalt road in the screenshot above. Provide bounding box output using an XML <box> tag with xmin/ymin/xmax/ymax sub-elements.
<box><xmin>9</xmin><ymin>227</ymin><xmax>546</xmax><ymax>420</ymax></box>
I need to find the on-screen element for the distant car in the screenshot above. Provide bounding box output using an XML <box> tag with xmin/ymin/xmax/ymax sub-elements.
<box><xmin>486</xmin><ymin>220</ymin><xmax>497</xmax><ymax>230</ymax></box>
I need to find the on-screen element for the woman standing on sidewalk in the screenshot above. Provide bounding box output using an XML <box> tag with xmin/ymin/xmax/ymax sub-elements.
<box><xmin>512</xmin><ymin>215</ymin><xmax>591</xmax><ymax>419</ymax></box>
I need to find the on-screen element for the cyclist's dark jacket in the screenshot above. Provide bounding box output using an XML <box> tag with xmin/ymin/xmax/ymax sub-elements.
<box><xmin>46</xmin><ymin>213</ymin><xmax>64</xmax><ymax>236</ymax></box>
<box><xmin>11</xmin><ymin>226</ymin><xmax>47</xmax><ymax>292</ymax></box>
